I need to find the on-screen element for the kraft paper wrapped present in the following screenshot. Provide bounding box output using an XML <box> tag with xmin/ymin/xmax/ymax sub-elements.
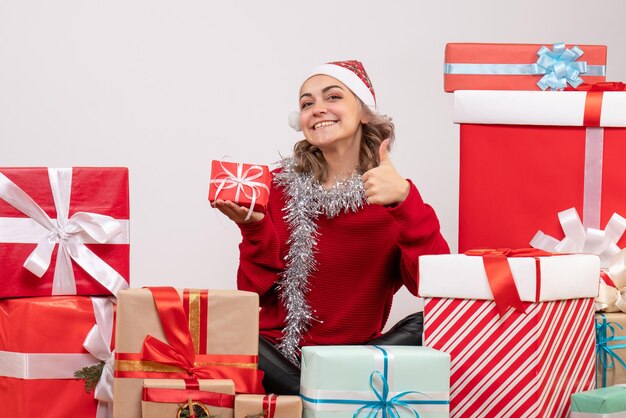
<box><xmin>420</xmin><ymin>251</ymin><xmax>600</xmax><ymax>417</ymax></box>
<box><xmin>454</xmin><ymin>87</ymin><xmax>626</xmax><ymax>254</ymax></box>
<box><xmin>113</xmin><ymin>287</ymin><xmax>264</xmax><ymax>418</ymax></box>
<box><xmin>300</xmin><ymin>345</ymin><xmax>450</xmax><ymax>418</ymax></box>
<box><xmin>0</xmin><ymin>167</ymin><xmax>130</xmax><ymax>298</ymax></box>
<box><xmin>235</xmin><ymin>394</ymin><xmax>302</xmax><ymax>418</ymax></box>
<box><xmin>571</xmin><ymin>385</ymin><xmax>626</xmax><ymax>417</ymax></box>
<box><xmin>209</xmin><ymin>160</ymin><xmax>271</xmax><ymax>218</ymax></box>
<box><xmin>141</xmin><ymin>379</ymin><xmax>235</xmax><ymax>418</ymax></box>
<box><xmin>443</xmin><ymin>42</ymin><xmax>607</xmax><ymax>92</ymax></box>
<box><xmin>597</xmin><ymin>313</ymin><xmax>626</xmax><ymax>388</ymax></box>
<box><xmin>0</xmin><ymin>296</ymin><xmax>115</xmax><ymax>418</ymax></box>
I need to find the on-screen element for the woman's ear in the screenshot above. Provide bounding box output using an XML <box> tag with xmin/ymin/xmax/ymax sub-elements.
<box><xmin>360</xmin><ymin>108</ymin><xmax>371</xmax><ymax>124</ymax></box>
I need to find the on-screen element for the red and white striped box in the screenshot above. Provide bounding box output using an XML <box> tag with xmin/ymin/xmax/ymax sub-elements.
<box><xmin>419</xmin><ymin>252</ymin><xmax>600</xmax><ymax>417</ymax></box>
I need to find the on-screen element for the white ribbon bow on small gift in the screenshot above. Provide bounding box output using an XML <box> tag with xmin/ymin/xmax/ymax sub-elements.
<box><xmin>531</xmin><ymin>207</ymin><xmax>626</xmax><ymax>311</ymax></box>
<box><xmin>83</xmin><ymin>297</ymin><xmax>115</xmax><ymax>418</ymax></box>
<box><xmin>210</xmin><ymin>162</ymin><xmax>269</xmax><ymax>221</ymax></box>
<box><xmin>0</xmin><ymin>168</ymin><xmax>129</xmax><ymax>296</ymax></box>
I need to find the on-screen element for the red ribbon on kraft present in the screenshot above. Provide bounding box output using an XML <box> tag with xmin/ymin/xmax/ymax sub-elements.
<box><xmin>263</xmin><ymin>394</ymin><xmax>278</xmax><ymax>418</ymax></box>
<box><xmin>465</xmin><ymin>248</ymin><xmax>554</xmax><ymax>317</ymax></box>
<box><xmin>115</xmin><ymin>287</ymin><xmax>265</xmax><ymax>394</ymax></box>
<box><xmin>141</xmin><ymin>385</ymin><xmax>235</xmax><ymax>408</ymax></box>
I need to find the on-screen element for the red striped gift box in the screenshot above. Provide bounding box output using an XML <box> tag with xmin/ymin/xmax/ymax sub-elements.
<box><xmin>419</xmin><ymin>252</ymin><xmax>599</xmax><ymax>417</ymax></box>
<box><xmin>423</xmin><ymin>297</ymin><xmax>595</xmax><ymax>417</ymax></box>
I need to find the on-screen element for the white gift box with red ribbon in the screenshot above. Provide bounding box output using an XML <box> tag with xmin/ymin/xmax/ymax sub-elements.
<box><xmin>420</xmin><ymin>252</ymin><xmax>599</xmax><ymax>417</ymax></box>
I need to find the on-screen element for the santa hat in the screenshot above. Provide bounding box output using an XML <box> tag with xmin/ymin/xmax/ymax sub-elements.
<box><xmin>288</xmin><ymin>60</ymin><xmax>377</xmax><ymax>131</ymax></box>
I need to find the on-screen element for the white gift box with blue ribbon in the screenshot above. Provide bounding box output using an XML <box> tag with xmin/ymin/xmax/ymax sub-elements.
<box><xmin>300</xmin><ymin>345</ymin><xmax>450</xmax><ymax>418</ymax></box>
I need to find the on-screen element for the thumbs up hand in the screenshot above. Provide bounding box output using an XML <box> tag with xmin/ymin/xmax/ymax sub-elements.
<box><xmin>361</xmin><ymin>139</ymin><xmax>410</xmax><ymax>206</ymax></box>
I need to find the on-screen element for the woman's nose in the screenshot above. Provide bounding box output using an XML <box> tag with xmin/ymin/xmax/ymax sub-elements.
<box><xmin>312</xmin><ymin>102</ymin><xmax>327</xmax><ymax>115</ymax></box>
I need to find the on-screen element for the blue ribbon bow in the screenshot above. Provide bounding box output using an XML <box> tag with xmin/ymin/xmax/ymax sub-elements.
<box><xmin>596</xmin><ymin>314</ymin><xmax>626</xmax><ymax>387</ymax></box>
<box><xmin>351</xmin><ymin>346</ymin><xmax>424</xmax><ymax>418</ymax></box>
<box><xmin>353</xmin><ymin>369</ymin><xmax>421</xmax><ymax>418</ymax></box>
<box><xmin>532</xmin><ymin>42</ymin><xmax>587</xmax><ymax>90</ymax></box>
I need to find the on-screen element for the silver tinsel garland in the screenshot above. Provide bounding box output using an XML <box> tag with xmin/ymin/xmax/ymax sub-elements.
<box><xmin>274</xmin><ymin>158</ymin><xmax>366</xmax><ymax>366</ymax></box>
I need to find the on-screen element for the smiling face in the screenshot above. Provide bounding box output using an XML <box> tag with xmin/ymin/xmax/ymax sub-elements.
<box><xmin>299</xmin><ymin>74</ymin><xmax>368</xmax><ymax>154</ymax></box>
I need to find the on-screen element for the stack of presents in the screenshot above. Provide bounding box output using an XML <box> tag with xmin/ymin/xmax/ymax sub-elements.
<box><xmin>2</xmin><ymin>41</ymin><xmax>626</xmax><ymax>418</ymax></box>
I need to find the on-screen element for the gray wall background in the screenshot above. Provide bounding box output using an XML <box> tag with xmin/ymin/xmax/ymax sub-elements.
<box><xmin>2</xmin><ymin>0</ymin><xmax>625</xmax><ymax>328</ymax></box>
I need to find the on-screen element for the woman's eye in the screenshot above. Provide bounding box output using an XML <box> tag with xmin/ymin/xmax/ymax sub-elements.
<box><xmin>328</xmin><ymin>94</ymin><xmax>341</xmax><ymax>100</ymax></box>
<box><xmin>300</xmin><ymin>101</ymin><xmax>313</xmax><ymax>110</ymax></box>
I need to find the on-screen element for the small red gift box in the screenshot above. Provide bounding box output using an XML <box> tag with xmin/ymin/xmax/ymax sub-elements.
<box><xmin>0</xmin><ymin>167</ymin><xmax>130</xmax><ymax>297</ymax></box>
<box><xmin>0</xmin><ymin>296</ymin><xmax>115</xmax><ymax>418</ymax></box>
<box><xmin>454</xmin><ymin>88</ymin><xmax>626</xmax><ymax>253</ymax></box>
<box><xmin>444</xmin><ymin>42</ymin><xmax>607</xmax><ymax>92</ymax></box>
<box><xmin>208</xmin><ymin>160</ymin><xmax>271</xmax><ymax>214</ymax></box>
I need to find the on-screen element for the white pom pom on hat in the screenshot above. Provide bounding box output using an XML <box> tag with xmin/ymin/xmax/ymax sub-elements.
<box><xmin>288</xmin><ymin>60</ymin><xmax>376</xmax><ymax>131</ymax></box>
<box><xmin>288</xmin><ymin>111</ymin><xmax>302</xmax><ymax>131</ymax></box>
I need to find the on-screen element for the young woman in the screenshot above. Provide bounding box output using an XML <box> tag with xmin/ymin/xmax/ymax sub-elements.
<box><xmin>213</xmin><ymin>60</ymin><xmax>449</xmax><ymax>394</ymax></box>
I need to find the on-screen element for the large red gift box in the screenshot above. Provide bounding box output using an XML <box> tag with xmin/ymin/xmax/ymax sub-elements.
<box><xmin>0</xmin><ymin>296</ymin><xmax>114</xmax><ymax>418</ymax></box>
<box><xmin>419</xmin><ymin>252</ymin><xmax>599</xmax><ymax>417</ymax></box>
<box><xmin>209</xmin><ymin>160</ymin><xmax>270</xmax><ymax>214</ymax></box>
<box><xmin>455</xmin><ymin>89</ymin><xmax>626</xmax><ymax>253</ymax></box>
<box><xmin>444</xmin><ymin>42</ymin><xmax>607</xmax><ymax>92</ymax></box>
<box><xmin>0</xmin><ymin>167</ymin><xmax>130</xmax><ymax>297</ymax></box>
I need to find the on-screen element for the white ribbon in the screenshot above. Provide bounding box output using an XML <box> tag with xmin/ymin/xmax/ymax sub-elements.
<box><xmin>210</xmin><ymin>162</ymin><xmax>269</xmax><ymax>221</ymax></box>
<box><xmin>531</xmin><ymin>207</ymin><xmax>626</xmax><ymax>311</ymax></box>
<box><xmin>0</xmin><ymin>351</ymin><xmax>98</xmax><ymax>379</ymax></box>
<box><xmin>531</xmin><ymin>208</ymin><xmax>625</xmax><ymax>268</ymax></box>
<box><xmin>83</xmin><ymin>297</ymin><xmax>115</xmax><ymax>418</ymax></box>
<box><xmin>0</xmin><ymin>168</ymin><xmax>129</xmax><ymax>296</ymax></box>
<box><xmin>584</xmin><ymin>127</ymin><xmax>605</xmax><ymax>230</ymax></box>
<box><xmin>0</xmin><ymin>297</ymin><xmax>115</xmax><ymax>418</ymax></box>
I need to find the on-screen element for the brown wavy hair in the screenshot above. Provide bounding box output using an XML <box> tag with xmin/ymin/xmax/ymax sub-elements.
<box><xmin>293</xmin><ymin>101</ymin><xmax>395</xmax><ymax>183</ymax></box>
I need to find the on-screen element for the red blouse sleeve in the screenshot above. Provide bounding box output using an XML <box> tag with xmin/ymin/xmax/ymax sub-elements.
<box><xmin>386</xmin><ymin>180</ymin><xmax>450</xmax><ymax>295</ymax></box>
<box><xmin>236</xmin><ymin>184</ymin><xmax>285</xmax><ymax>297</ymax></box>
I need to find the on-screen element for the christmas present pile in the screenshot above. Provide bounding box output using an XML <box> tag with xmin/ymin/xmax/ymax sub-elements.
<box><xmin>0</xmin><ymin>167</ymin><xmax>130</xmax><ymax>417</ymax></box>
<box><xmin>423</xmin><ymin>40</ymin><xmax>626</xmax><ymax>416</ymax></box>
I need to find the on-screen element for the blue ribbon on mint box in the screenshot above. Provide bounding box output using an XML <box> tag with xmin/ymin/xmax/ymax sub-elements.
<box><xmin>444</xmin><ymin>42</ymin><xmax>606</xmax><ymax>91</ymax></box>
<box><xmin>300</xmin><ymin>345</ymin><xmax>449</xmax><ymax>417</ymax></box>
<box><xmin>596</xmin><ymin>313</ymin><xmax>626</xmax><ymax>388</ymax></box>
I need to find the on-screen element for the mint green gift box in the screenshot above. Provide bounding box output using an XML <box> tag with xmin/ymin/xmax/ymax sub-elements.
<box><xmin>571</xmin><ymin>386</ymin><xmax>626</xmax><ymax>417</ymax></box>
<box><xmin>300</xmin><ymin>345</ymin><xmax>450</xmax><ymax>418</ymax></box>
